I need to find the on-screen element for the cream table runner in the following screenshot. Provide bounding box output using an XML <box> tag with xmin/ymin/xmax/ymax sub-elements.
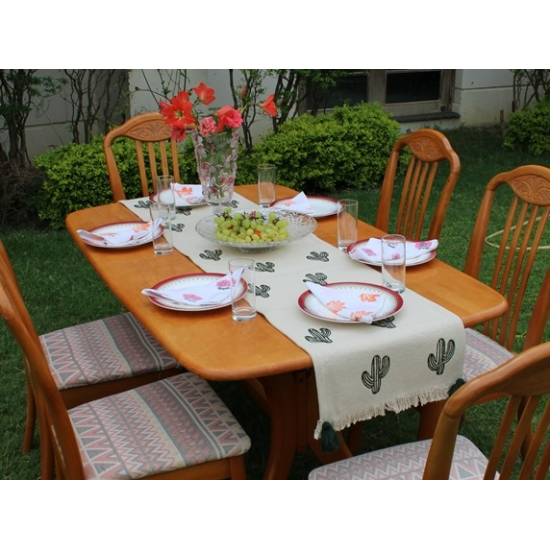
<box><xmin>121</xmin><ymin>194</ymin><xmax>465</xmax><ymax>438</ymax></box>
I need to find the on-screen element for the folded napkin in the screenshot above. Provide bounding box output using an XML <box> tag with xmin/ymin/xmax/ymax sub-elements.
<box><xmin>305</xmin><ymin>282</ymin><xmax>386</xmax><ymax>323</ymax></box>
<box><xmin>77</xmin><ymin>219</ymin><xmax>161</xmax><ymax>246</ymax></box>
<box><xmin>172</xmin><ymin>183</ymin><xmax>205</xmax><ymax>206</ymax></box>
<box><xmin>349</xmin><ymin>238</ymin><xmax>438</xmax><ymax>263</ymax></box>
<box><xmin>142</xmin><ymin>270</ymin><xmax>243</xmax><ymax>307</ymax></box>
<box><xmin>275</xmin><ymin>192</ymin><xmax>316</xmax><ymax>215</ymax></box>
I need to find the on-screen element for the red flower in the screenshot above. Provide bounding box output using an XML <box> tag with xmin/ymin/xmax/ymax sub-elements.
<box><xmin>160</xmin><ymin>90</ymin><xmax>195</xmax><ymax>129</ymax></box>
<box><xmin>261</xmin><ymin>94</ymin><xmax>277</xmax><ymax>117</ymax></box>
<box><xmin>193</xmin><ymin>82</ymin><xmax>216</xmax><ymax>106</ymax></box>
<box><xmin>215</xmin><ymin>106</ymin><xmax>243</xmax><ymax>132</ymax></box>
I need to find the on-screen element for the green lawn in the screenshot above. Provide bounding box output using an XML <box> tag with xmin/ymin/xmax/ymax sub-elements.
<box><xmin>1</xmin><ymin>125</ymin><xmax>549</xmax><ymax>480</ymax></box>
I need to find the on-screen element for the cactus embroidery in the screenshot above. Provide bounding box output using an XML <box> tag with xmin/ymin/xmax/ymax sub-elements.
<box><xmin>362</xmin><ymin>355</ymin><xmax>391</xmax><ymax>394</ymax></box>
<box><xmin>199</xmin><ymin>249</ymin><xmax>223</xmax><ymax>261</ymax></box>
<box><xmin>307</xmin><ymin>251</ymin><xmax>330</xmax><ymax>263</ymax></box>
<box><xmin>427</xmin><ymin>339</ymin><xmax>456</xmax><ymax>375</ymax></box>
<box><xmin>306</xmin><ymin>328</ymin><xmax>333</xmax><ymax>344</ymax></box>
<box><xmin>303</xmin><ymin>273</ymin><xmax>328</xmax><ymax>285</ymax></box>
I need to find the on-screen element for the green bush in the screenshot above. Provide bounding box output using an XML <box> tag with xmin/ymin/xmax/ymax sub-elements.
<box><xmin>504</xmin><ymin>100</ymin><xmax>550</xmax><ymax>155</ymax></box>
<box><xmin>245</xmin><ymin>102</ymin><xmax>403</xmax><ymax>193</ymax></box>
<box><xmin>34</xmin><ymin>136</ymin><xmax>197</xmax><ymax>228</ymax></box>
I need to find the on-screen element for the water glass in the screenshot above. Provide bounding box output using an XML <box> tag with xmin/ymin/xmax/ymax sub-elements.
<box><xmin>229</xmin><ymin>258</ymin><xmax>256</xmax><ymax>322</ymax></box>
<box><xmin>155</xmin><ymin>175</ymin><xmax>176</xmax><ymax>220</ymax></box>
<box><xmin>150</xmin><ymin>202</ymin><xmax>173</xmax><ymax>255</ymax></box>
<box><xmin>381</xmin><ymin>234</ymin><xmax>406</xmax><ymax>293</ymax></box>
<box><xmin>337</xmin><ymin>199</ymin><xmax>359</xmax><ymax>251</ymax></box>
<box><xmin>258</xmin><ymin>164</ymin><xmax>276</xmax><ymax>207</ymax></box>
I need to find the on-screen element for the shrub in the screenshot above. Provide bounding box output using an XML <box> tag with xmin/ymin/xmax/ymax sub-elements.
<box><xmin>34</xmin><ymin>136</ymin><xmax>197</xmax><ymax>228</ymax></box>
<box><xmin>504</xmin><ymin>100</ymin><xmax>550</xmax><ymax>155</ymax></box>
<box><xmin>247</xmin><ymin>102</ymin><xmax>402</xmax><ymax>193</ymax></box>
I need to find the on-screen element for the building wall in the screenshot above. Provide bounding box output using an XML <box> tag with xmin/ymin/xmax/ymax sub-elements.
<box><xmin>0</xmin><ymin>69</ymin><xmax>519</xmax><ymax>160</ymax></box>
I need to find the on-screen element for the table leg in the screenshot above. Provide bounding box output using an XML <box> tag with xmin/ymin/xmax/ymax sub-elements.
<box><xmin>258</xmin><ymin>372</ymin><xmax>299</xmax><ymax>480</ymax></box>
<box><xmin>417</xmin><ymin>400</ymin><xmax>446</xmax><ymax>440</ymax></box>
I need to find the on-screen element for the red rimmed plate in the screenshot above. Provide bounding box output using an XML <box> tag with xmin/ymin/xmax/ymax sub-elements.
<box><xmin>346</xmin><ymin>239</ymin><xmax>437</xmax><ymax>267</ymax></box>
<box><xmin>147</xmin><ymin>273</ymin><xmax>247</xmax><ymax>312</ymax></box>
<box><xmin>298</xmin><ymin>282</ymin><xmax>403</xmax><ymax>324</ymax></box>
<box><xmin>270</xmin><ymin>196</ymin><xmax>343</xmax><ymax>218</ymax></box>
<box><xmin>82</xmin><ymin>221</ymin><xmax>162</xmax><ymax>249</ymax></box>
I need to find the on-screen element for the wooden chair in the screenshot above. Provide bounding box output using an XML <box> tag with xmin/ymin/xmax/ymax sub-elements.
<box><xmin>103</xmin><ymin>112</ymin><xmax>181</xmax><ymax>202</ymax></box>
<box><xmin>375</xmin><ymin>128</ymin><xmax>461</xmax><ymax>240</ymax></box>
<box><xmin>462</xmin><ymin>165</ymin><xmax>550</xmax><ymax>383</ymax></box>
<box><xmin>0</xmin><ymin>240</ymin><xmax>182</xmax><ymax>478</ymax></box>
<box><xmin>0</xmin><ymin>276</ymin><xmax>251</xmax><ymax>480</ymax></box>
<box><xmin>310</xmin><ymin>341</ymin><xmax>550</xmax><ymax>480</ymax></box>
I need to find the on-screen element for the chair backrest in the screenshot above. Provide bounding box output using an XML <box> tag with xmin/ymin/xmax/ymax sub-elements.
<box><xmin>464</xmin><ymin>165</ymin><xmax>550</xmax><ymax>352</ymax></box>
<box><xmin>423</xmin><ymin>339</ymin><xmax>550</xmax><ymax>480</ymax></box>
<box><xmin>103</xmin><ymin>112</ymin><xmax>181</xmax><ymax>202</ymax></box>
<box><xmin>375</xmin><ymin>128</ymin><xmax>461</xmax><ymax>241</ymax></box>
<box><xmin>0</xmin><ymin>268</ymin><xmax>86</xmax><ymax>479</ymax></box>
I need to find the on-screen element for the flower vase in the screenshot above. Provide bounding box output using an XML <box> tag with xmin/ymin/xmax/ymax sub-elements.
<box><xmin>191</xmin><ymin>129</ymin><xmax>239</xmax><ymax>214</ymax></box>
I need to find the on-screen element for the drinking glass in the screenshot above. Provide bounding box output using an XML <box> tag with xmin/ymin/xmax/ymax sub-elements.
<box><xmin>150</xmin><ymin>202</ymin><xmax>173</xmax><ymax>255</ymax></box>
<box><xmin>381</xmin><ymin>234</ymin><xmax>406</xmax><ymax>293</ymax></box>
<box><xmin>229</xmin><ymin>258</ymin><xmax>256</xmax><ymax>322</ymax></box>
<box><xmin>258</xmin><ymin>164</ymin><xmax>276</xmax><ymax>208</ymax></box>
<box><xmin>337</xmin><ymin>199</ymin><xmax>359</xmax><ymax>251</ymax></box>
<box><xmin>155</xmin><ymin>175</ymin><xmax>176</xmax><ymax>220</ymax></box>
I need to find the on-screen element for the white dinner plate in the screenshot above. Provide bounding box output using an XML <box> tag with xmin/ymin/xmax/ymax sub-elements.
<box><xmin>346</xmin><ymin>239</ymin><xmax>437</xmax><ymax>267</ymax></box>
<box><xmin>270</xmin><ymin>196</ymin><xmax>343</xmax><ymax>218</ymax></box>
<box><xmin>147</xmin><ymin>273</ymin><xmax>247</xmax><ymax>312</ymax></box>
<box><xmin>298</xmin><ymin>282</ymin><xmax>403</xmax><ymax>324</ymax></box>
<box><xmin>83</xmin><ymin>221</ymin><xmax>162</xmax><ymax>249</ymax></box>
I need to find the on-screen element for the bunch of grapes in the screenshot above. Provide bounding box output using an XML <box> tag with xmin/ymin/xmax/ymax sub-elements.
<box><xmin>214</xmin><ymin>209</ymin><xmax>291</xmax><ymax>244</ymax></box>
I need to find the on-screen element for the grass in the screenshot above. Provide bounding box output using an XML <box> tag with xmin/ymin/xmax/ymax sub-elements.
<box><xmin>1</xmin><ymin>125</ymin><xmax>549</xmax><ymax>480</ymax></box>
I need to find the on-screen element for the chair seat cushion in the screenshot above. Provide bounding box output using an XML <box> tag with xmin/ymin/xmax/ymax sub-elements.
<box><xmin>463</xmin><ymin>328</ymin><xmax>515</xmax><ymax>382</ymax></box>
<box><xmin>40</xmin><ymin>313</ymin><xmax>178</xmax><ymax>390</ymax></box>
<box><xmin>309</xmin><ymin>436</ymin><xmax>489</xmax><ymax>480</ymax></box>
<box><xmin>69</xmin><ymin>372</ymin><xmax>251</xmax><ymax>480</ymax></box>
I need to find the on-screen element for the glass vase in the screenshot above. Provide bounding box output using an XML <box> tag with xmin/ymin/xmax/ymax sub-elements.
<box><xmin>191</xmin><ymin>129</ymin><xmax>239</xmax><ymax>214</ymax></box>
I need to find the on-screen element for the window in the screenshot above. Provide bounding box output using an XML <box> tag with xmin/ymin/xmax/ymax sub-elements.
<box><xmin>309</xmin><ymin>69</ymin><xmax>456</xmax><ymax>120</ymax></box>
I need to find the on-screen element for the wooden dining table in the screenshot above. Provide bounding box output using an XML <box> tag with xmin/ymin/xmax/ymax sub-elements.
<box><xmin>65</xmin><ymin>184</ymin><xmax>508</xmax><ymax>479</ymax></box>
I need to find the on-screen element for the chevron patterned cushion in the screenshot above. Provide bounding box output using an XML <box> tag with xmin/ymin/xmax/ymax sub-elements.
<box><xmin>463</xmin><ymin>328</ymin><xmax>515</xmax><ymax>382</ymax></box>
<box><xmin>69</xmin><ymin>372</ymin><xmax>251</xmax><ymax>480</ymax></box>
<box><xmin>40</xmin><ymin>313</ymin><xmax>178</xmax><ymax>390</ymax></box>
<box><xmin>309</xmin><ymin>436</ymin><xmax>490</xmax><ymax>480</ymax></box>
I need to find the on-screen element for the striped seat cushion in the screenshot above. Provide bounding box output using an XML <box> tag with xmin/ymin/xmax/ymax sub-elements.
<box><xmin>40</xmin><ymin>312</ymin><xmax>179</xmax><ymax>390</ymax></box>
<box><xmin>463</xmin><ymin>328</ymin><xmax>515</xmax><ymax>382</ymax></box>
<box><xmin>69</xmin><ymin>372</ymin><xmax>251</xmax><ymax>480</ymax></box>
<box><xmin>309</xmin><ymin>436</ymin><xmax>489</xmax><ymax>480</ymax></box>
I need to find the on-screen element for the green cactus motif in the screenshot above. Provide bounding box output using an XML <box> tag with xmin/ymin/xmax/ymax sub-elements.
<box><xmin>362</xmin><ymin>355</ymin><xmax>391</xmax><ymax>394</ymax></box>
<box><xmin>427</xmin><ymin>339</ymin><xmax>456</xmax><ymax>375</ymax></box>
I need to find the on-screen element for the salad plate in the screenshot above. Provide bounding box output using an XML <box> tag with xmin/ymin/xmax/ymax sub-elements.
<box><xmin>80</xmin><ymin>221</ymin><xmax>162</xmax><ymax>249</ymax></box>
<box><xmin>146</xmin><ymin>273</ymin><xmax>247</xmax><ymax>312</ymax></box>
<box><xmin>271</xmin><ymin>196</ymin><xmax>343</xmax><ymax>218</ymax></box>
<box><xmin>298</xmin><ymin>282</ymin><xmax>403</xmax><ymax>324</ymax></box>
<box><xmin>346</xmin><ymin>239</ymin><xmax>437</xmax><ymax>267</ymax></box>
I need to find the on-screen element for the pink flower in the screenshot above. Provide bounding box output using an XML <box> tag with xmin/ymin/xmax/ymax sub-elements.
<box><xmin>199</xmin><ymin>117</ymin><xmax>217</xmax><ymax>136</ymax></box>
<box><xmin>216</xmin><ymin>106</ymin><xmax>243</xmax><ymax>131</ymax></box>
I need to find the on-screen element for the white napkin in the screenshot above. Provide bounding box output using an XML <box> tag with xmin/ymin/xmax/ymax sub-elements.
<box><xmin>172</xmin><ymin>183</ymin><xmax>205</xmax><ymax>206</ymax></box>
<box><xmin>142</xmin><ymin>270</ymin><xmax>243</xmax><ymax>307</ymax></box>
<box><xmin>349</xmin><ymin>238</ymin><xmax>438</xmax><ymax>263</ymax></box>
<box><xmin>305</xmin><ymin>282</ymin><xmax>386</xmax><ymax>324</ymax></box>
<box><xmin>77</xmin><ymin>219</ymin><xmax>161</xmax><ymax>246</ymax></box>
<box><xmin>275</xmin><ymin>192</ymin><xmax>316</xmax><ymax>215</ymax></box>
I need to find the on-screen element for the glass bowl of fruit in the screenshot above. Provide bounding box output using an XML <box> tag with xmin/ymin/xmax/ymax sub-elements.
<box><xmin>195</xmin><ymin>208</ymin><xmax>318</xmax><ymax>252</ymax></box>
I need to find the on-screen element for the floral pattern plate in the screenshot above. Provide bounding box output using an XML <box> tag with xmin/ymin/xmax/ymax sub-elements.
<box><xmin>84</xmin><ymin>221</ymin><xmax>162</xmax><ymax>249</ymax></box>
<box><xmin>147</xmin><ymin>273</ymin><xmax>247</xmax><ymax>312</ymax></box>
<box><xmin>298</xmin><ymin>282</ymin><xmax>403</xmax><ymax>324</ymax></box>
<box><xmin>346</xmin><ymin>239</ymin><xmax>437</xmax><ymax>267</ymax></box>
<box><xmin>271</xmin><ymin>196</ymin><xmax>343</xmax><ymax>218</ymax></box>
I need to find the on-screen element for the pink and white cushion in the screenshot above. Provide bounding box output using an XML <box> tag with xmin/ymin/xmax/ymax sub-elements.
<box><xmin>70</xmin><ymin>372</ymin><xmax>251</xmax><ymax>480</ymax></box>
<box><xmin>309</xmin><ymin>436</ymin><xmax>490</xmax><ymax>480</ymax></box>
<box><xmin>40</xmin><ymin>312</ymin><xmax>179</xmax><ymax>390</ymax></box>
<box><xmin>463</xmin><ymin>328</ymin><xmax>515</xmax><ymax>382</ymax></box>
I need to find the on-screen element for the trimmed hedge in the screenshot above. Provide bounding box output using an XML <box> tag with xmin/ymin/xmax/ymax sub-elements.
<box><xmin>504</xmin><ymin>100</ymin><xmax>550</xmax><ymax>155</ymax></box>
